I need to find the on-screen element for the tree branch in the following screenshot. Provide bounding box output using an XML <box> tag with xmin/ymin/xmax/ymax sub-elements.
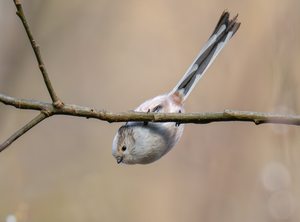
<box><xmin>0</xmin><ymin>112</ymin><xmax>49</xmax><ymax>152</ymax></box>
<box><xmin>13</xmin><ymin>0</ymin><xmax>63</xmax><ymax>107</ymax></box>
<box><xmin>2</xmin><ymin>90</ymin><xmax>300</xmax><ymax>151</ymax></box>
<box><xmin>1</xmin><ymin>93</ymin><xmax>300</xmax><ymax>125</ymax></box>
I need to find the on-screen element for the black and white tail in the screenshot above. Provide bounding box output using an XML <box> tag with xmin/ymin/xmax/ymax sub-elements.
<box><xmin>170</xmin><ymin>11</ymin><xmax>240</xmax><ymax>101</ymax></box>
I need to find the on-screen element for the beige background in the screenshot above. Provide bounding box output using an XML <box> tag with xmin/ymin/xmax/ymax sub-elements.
<box><xmin>1</xmin><ymin>0</ymin><xmax>300</xmax><ymax>221</ymax></box>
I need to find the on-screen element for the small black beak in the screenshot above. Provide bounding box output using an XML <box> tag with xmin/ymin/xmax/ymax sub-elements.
<box><xmin>117</xmin><ymin>156</ymin><xmax>123</xmax><ymax>164</ymax></box>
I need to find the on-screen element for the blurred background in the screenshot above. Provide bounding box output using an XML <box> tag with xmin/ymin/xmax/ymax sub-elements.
<box><xmin>1</xmin><ymin>0</ymin><xmax>300</xmax><ymax>221</ymax></box>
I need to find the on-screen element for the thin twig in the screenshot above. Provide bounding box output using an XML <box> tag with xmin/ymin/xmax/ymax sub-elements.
<box><xmin>0</xmin><ymin>112</ymin><xmax>49</xmax><ymax>152</ymax></box>
<box><xmin>0</xmin><ymin>93</ymin><xmax>52</xmax><ymax>110</ymax></box>
<box><xmin>2</xmin><ymin>92</ymin><xmax>300</xmax><ymax>151</ymax></box>
<box><xmin>12</xmin><ymin>0</ymin><xmax>63</xmax><ymax>107</ymax></box>
<box><xmin>1</xmin><ymin>93</ymin><xmax>300</xmax><ymax>125</ymax></box>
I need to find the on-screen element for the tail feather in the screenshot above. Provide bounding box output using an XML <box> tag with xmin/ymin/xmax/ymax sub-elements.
<box><xmin>170</xmin><ymin>11</ymin><xmax>240</xmax><ymax>101</ymax></box>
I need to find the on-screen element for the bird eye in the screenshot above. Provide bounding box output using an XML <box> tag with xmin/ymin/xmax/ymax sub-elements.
<box><xmin>121</xmin><ymin>145</ymin><xmax>127</xmax><ymax>151</ymax></box>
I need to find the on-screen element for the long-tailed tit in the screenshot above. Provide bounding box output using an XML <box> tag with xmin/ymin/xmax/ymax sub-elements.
<box><xmin>112</xmin><ymin>11</ymin><xmax>240</xmax><ymax>164</ymax></box>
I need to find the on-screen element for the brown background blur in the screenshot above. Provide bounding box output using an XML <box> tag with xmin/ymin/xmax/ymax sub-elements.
<box><xmin>1</xmin><ymin>0</ymin><xmax>300</xmax><ymax>222</ymax></box>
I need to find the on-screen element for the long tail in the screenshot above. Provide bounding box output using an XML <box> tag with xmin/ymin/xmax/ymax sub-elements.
<box><xmin>169</xmin><ymin>11</ymin><xmax>240</xmax><ymax>101</ymax></box>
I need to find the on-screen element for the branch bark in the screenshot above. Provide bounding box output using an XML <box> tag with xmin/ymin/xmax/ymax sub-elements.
<box><xmin>1</xmin><ymin>93</ymin><xmax>300</xmax><ymax>125</ymax></box>
<box><xmin>0</xmin><ymin>112</ymin><xmax>48</xmax><ymax>152</ymax></box>
<box><xmin>13</xmin><ymin>0</ymin><xmax>63</xmax><ymax>107</ymax></box>
<box><xmin>1</xmin><ymin>91</ymin><xmax>300</xmax><ymax>151</ymax></box>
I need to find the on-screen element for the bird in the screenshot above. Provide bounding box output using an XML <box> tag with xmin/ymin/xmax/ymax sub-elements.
<box><xmin>112</xmin><ymin>11</ymin><xmax>240</xmax><ymax>164</ymax></box>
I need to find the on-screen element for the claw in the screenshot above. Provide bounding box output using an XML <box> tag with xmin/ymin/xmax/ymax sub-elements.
<box><xmin>175</xmin><ymin>109</ymin><xmax>182</xmax><ymax>127</ymax></box>
<box><xmin>144</xmin><ymin>109</ymin><xmax>151</xmax><ymax>125</ymax></box>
